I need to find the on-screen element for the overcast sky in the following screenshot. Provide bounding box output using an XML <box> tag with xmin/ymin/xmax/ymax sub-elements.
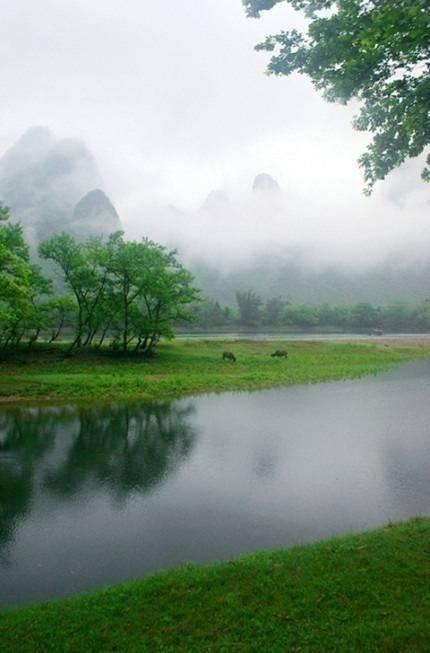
<box><xmin>1</xmin><ymin>0</ymin><xmax>428</xmax><ymax>264</ymax></box>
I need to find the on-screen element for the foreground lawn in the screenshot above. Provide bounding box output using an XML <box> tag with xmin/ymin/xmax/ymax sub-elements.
<box><xmin>0</xmin><ymin>518</ymin><xmax>428</xmax><ymax>652</ymax></box>
<box><xmin>1</xmin><ymin>339</ymin><xmax>430</xmax><ymax>404</ymax></box>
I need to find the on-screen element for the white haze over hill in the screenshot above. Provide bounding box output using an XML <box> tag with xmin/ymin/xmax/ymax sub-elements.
<box><xmin>0</xmin><ymin>0</ymin><xmax>429</xmax><ymax>274</ymax></box>
<box><xmin>123</xmin><ymin>163</ymin><xmax>430</xmax><ymax>272</ymax></box>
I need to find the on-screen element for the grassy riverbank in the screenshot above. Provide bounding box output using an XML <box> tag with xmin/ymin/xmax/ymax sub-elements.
<box><xmin>0</xmin><ymin>518</ymin><xmax>428</xmax><ymax>652</ymax></box>
<box><xmin>1</xmin><ymin>339</ymin><xmax>430</xmax><ymax>404</ymax></box>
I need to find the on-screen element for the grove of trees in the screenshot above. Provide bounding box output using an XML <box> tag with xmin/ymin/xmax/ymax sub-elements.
<box><xmin>0</xmin><ymin>203</ymin><xmax>198</xmax><ymax>353</ymax></box>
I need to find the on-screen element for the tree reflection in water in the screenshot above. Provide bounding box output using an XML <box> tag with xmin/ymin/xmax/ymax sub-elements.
<box><xmin>0</xmin><ymin>401</ymin><xmax>196</xmax><ymax>557</ymax></box>
<box><xmin>44</xmin><ymin>402</ymin><xmax>196</xmax><ymax>500</ymax></box>
<box><xmin>0</xmin><ymin>407</ymin><xmax>66</xmax><ymax>559</ymax></box>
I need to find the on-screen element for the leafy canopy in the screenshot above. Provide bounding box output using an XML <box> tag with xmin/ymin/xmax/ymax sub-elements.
<box><xmin>243</xmin><ymin>0</ymin><xmax>430</xmax><ymax>192</ymax></box>
<box><xmin>39</xmin><ymin>231</ymin><xmax>199</xmax><ymax>353</ymax></box>
<box><xmin>0</xmin><ymin>203</ymin><xmax>51</xmax><ymax>346</ymax></box>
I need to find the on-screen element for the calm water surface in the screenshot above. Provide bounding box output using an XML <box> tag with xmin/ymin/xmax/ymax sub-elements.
<box><xmin>1</xmin><ymin>360</ymin><xmax>429</xmax><ymax>606</ymax></box>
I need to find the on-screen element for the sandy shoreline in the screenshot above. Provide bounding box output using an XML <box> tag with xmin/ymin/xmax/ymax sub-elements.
<box><xmin>356</xmin><ymin>335</ymin><xmax>430</xmax><ymax>347</ymax></box>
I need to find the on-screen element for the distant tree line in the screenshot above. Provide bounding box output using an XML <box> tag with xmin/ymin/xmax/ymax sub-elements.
<box><xmin>0</xmin><ymin>203</ymin><xmax>198</xmax><ymax>352</ymax></box>
<box><xmin>185</xmin><ymin>290</ymin><xmax>430</xmax><ymax>332</ymax></box>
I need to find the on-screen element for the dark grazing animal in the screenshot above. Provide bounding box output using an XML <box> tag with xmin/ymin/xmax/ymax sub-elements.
<box><xmin>271</xmin><ymin>349</ymin><xmax>288</xmax><ymax>358</ymax></box>
<box><xmin>222</xmin><ymin>351</ymin><xmax>236</xmax><ymax>362</ymax></box>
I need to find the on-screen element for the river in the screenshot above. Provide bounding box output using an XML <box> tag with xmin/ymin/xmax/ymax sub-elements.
<box><xmin>0</xmin><ymin>359</ymin><xmax>429</xmax><ymax>606</ymax></box>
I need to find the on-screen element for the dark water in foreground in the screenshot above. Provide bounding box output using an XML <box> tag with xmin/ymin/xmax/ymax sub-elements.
<box><xmin>1</xmin><ymin>360</ymin><xmax>429</xmax><ymax>606</ymax></box>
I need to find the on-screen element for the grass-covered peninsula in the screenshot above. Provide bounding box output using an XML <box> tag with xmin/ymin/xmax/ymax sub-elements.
<box><xmin>1</xmin><ymin>518</ymin><xmax>428</xmax><ymax>652</ymax></box>
<box><xmin>1</xmin><ymin>339</ymin><xmax>430</xmax><ymax>405</ymax></box>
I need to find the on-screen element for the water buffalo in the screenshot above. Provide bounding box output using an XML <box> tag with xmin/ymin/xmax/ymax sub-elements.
<box><xmin>222</xmin><ymin>351</ymin><xmax>236</xmax><ymax>362</ymax></box>
<box><xmin>271</xmin><ymin>349</ymin><xmax>288</xmax><ymax>358</ymax></box>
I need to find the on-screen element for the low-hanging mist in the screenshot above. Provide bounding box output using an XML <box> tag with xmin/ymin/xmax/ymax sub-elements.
<box><xmin>122</xmin><ymin>163</ymin><xmax>430</xmax><ymax>303</ymax></box>
<box><xmin>1</xmin><ymin>128</ymin><xmax>428</xmax><ymax>305</ymax></box>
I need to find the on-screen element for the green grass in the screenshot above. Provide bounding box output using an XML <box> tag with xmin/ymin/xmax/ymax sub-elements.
<box><xmin>1</xmin><ymin>345</ymin><xmax>429</xmax><ymax>650</ymax></box>
<box><xmin>1</xmin><ymin>339</ymin><xmax>430</xmax><ymax>404</ymax></box>
<box><xmin>0</xmin><ymin>518</ymin><xmax>428</xmax><ymax>652</ymax></box>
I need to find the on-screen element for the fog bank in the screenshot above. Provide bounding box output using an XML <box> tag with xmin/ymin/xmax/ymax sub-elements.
<box><xmin>124</xmin><ymin>161</ymin><xmax>430</xmax><ymax>272</ymax></box>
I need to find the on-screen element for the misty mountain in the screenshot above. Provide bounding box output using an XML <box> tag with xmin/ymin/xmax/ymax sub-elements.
<box><xmin>201</xmin><ymin>174</ymin><xmax>280</xmax><ymax>211</ymax></box>
<box><xmin>123</xmin><ymin>165</ymin><xmax>429</xmax><ymax>305</ymax></box>
<box><xmin>202</xmin><ymin>190</ymin><xmax>230</xmax><ymax>211</ymax></box>
<box><xmin>2</xmin><ymin>129</ymin><xmax>428</xmax><ymax>306</ymax></box>
<box><xmin>70</xmin><ymin>189</ymin><xmax>120</xmax><ymax>236</ymax></box>
<box><xmin>252</xmin><ymin>173</ymin><xmax>280</xmax><ymax>192</ymax></box>
<box><xmin>190</xmin><ymin>253</ymin><xmax>430</xmax><ymax>306</ymax></box>
<box><xmin>0</xmin><ymin>127</ymin><xmax>121</xmax><ymax>244</ymax></box>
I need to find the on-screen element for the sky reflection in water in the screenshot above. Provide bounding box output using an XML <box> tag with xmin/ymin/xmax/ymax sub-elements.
<box><xmin>0</xmin><ymin>360</ymin><xmax>429</xmax><ymax>606</ymax></box>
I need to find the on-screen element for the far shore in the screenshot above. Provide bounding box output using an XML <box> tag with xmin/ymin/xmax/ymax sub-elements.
<box><xmin>1</xmin><ymin>338</ymin><xmax>430</xmax><ymax>406</ymax></box>
<box><xmin>176</xmin><ymin>330</ymin><xmax>430</xmax><ymax>345</ymax></box>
